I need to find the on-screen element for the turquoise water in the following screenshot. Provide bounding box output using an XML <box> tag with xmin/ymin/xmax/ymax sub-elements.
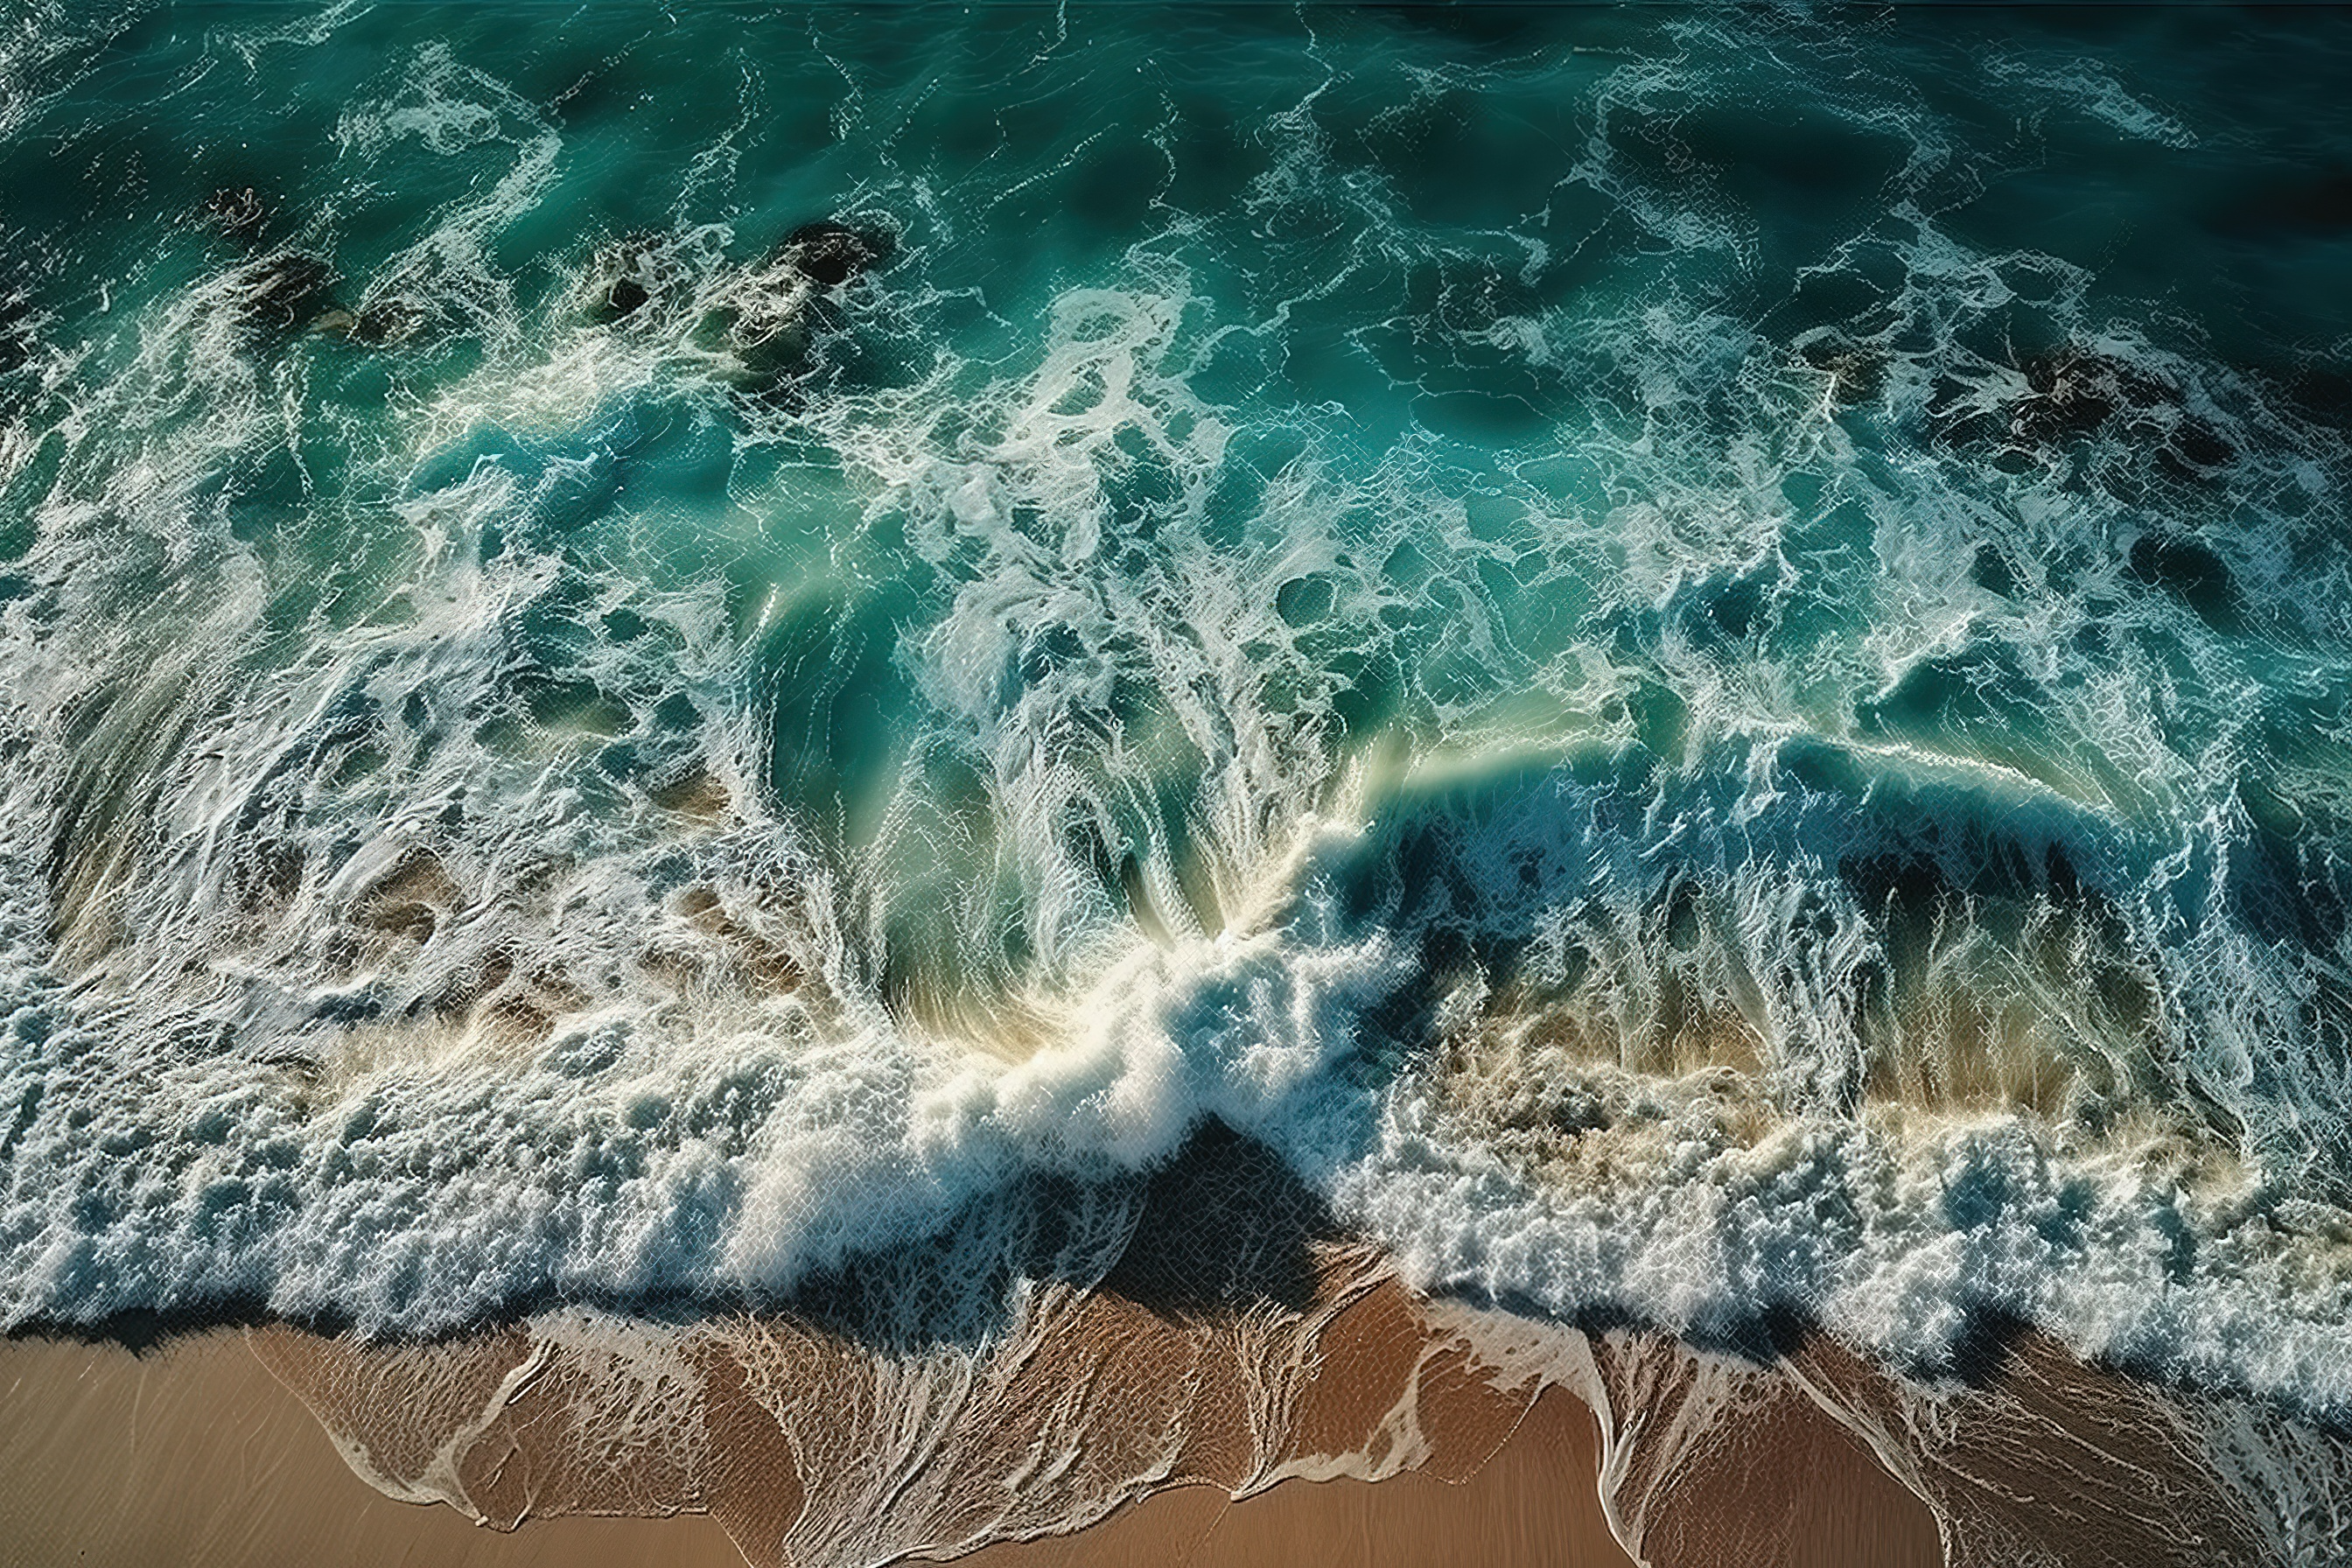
<box><xmin>3</xmin><ymin>2</ymin><xmax>2351</xmax><ymax>1420</ymax></box>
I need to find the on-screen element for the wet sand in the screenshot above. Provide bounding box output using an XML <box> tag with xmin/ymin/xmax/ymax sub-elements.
<box><xmin>0</xmin><ymin>1330</ymin><xmax>1628</xmax><ymax>1568</ymax></box>
<box><xmin>945</xmin><ymin>1390</ymin><xmax>1639</xmax><ymax>1568</ymax></box>
<box><xmin>0</xmin><ymin>1330</ymin><xmax>746</xmax><ymax>1568</ymax></box>
<box><xmin>0</xmin><ymin>1320</ymin><xmax>1956</xmax><ymax>1568</ymax></box>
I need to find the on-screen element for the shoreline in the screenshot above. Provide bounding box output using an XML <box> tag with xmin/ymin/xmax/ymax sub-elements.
<box><xmin>0</xmin><ymin>1308</ymin><xmax>1955</xmax><ymax>1568</ymax></box>
<box><xmin>0</xmin><ymin>1328</ymin><xmax>746</xmax><ymax>1568</ymax></box>
<box><xmin>10</xmin><ymin>1254</ymin><xmax>2328</xmax><ymax>1568</ymax></box>
<box><xmin>0</xmin><ymin>1326</ymin><xmax>1636</xmax><ymax>1568</ymax></box>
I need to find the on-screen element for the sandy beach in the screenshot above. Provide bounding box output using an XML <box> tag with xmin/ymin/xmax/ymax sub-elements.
<box><xmin>0</xmin><ymin>1327</ymin><xmax>1625</xmax><ymax>1568</ymax></box>
<box><xmin>0</xmin><ymin>1139</ymin><xmax>2305</xmax><ymax>1568</ymax></box>
<box><xmin>0</xmin><ymin>1314</ymin><xmax>1958</xmax><ymax>1568</ymax></box>
<box><xmin>0</xmin><ymin>1330</ymin><xmax>746</xmax><ymax>1568</ymax></box>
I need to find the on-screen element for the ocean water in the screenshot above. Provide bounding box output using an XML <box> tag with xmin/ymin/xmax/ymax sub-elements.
<box><xmin>4</xmin><ymin>0</ymin><xmax>2351</xmax><ymax>1456</ymax></box>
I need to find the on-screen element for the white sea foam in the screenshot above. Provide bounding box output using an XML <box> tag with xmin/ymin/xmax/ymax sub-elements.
<box><xmin>0</xmin><ymin>4</ymin><xmax>2348</xmax><ymax>1464</ymax></box>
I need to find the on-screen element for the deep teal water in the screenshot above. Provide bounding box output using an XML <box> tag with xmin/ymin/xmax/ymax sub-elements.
<box><xmin>2</xmin><ymin>3</ymin><xmax>2351</xmax><ymax>1434</ymax></box>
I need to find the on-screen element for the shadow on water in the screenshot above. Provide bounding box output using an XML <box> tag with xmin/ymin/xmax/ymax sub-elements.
<box><xmin>0</xmin><ymin>1110</ymin><xmax>1974</xmax><ymax>1386</ymax></box>
<box><xmin>18</xmin><ymin>1118</ymin><xmax>2352</xmax><ymax>1442</ymax></box>
<box><xmin>1094</xmin><ymin>1119</ymin><xmax>1334</xmax><ymax>1320</ymax></box>
<box><xmin>6</xmin><ymin>1118</ymin><xmax>1340</xmax><ymax>1357</ymax></box>
<box><xmin>13</xmin><ymin>736</ymin><xmax>2349</xmax><ymax>1406</ymax></box>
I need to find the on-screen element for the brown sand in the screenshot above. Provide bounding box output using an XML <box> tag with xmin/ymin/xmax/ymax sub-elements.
<box><xmin>0</xmin><ymin>1320</ymin><xmax>1956</xmax><ymax>1568</ymax></box>
<box><xmin>1572</xmin><ymin>1333</ymin><xmax>1948</xmax><ymax>1568</ymax></box>
<box><xmin>0</xmin><ymin>1330</ymin><xmax>746</xmax><ymax>1568</ymax></box>
<box><xmin>12</xmin><ymin>1307</ymin><xmax>2305</xmax><ymax>1568</ymax></box>
<box><xmin>946</xmin><ymin>1390</ymin><xmax>1637</xmax><ymax>1568</ymax></box>
<box><xmin>1782</xmin><ymin>1332</ymin><xmax>2275</xmax><ymax>1568</ymax></box>
<box><xmin>0</xmin><ymin>1331</ymin><xmax>1639</xmax><ymax>1568</ymax></box>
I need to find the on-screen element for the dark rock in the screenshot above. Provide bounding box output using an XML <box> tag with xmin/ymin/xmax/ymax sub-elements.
<box><xmin>777</xmin><ymin>220</ymin><xmax>893</xmax><ymax>289</ymax></box>
<box><xmin>2012</xmin><ymin>345</ymin><xmax>2177</xmax><ymax>443</ymax></box>
<box><xmin>1795</xmin><ymin>328</ymin><xmax>1885</xmax><ymax>403</ymax></box>
<box><xmin>310</xmin><ymin>296</ymin><xmax>433</xmax><ymax>348</ymax></box>
<box><xmin>578</xmin><ymin>233</ymin><xmax>676</xmax><ymax>324</ymax></box>
<box><xmin>351</xmin><ymin>298</ymin><xmax>432</xmax><ymax>346</ymax></box>
<box><xmin>1998</xmin><ymin>344</ymin><xmax>2240</xmax><ymax>478</ymax></box>
<box><xmin>227</xmin><ymin>251</ymin><xmax>333</xmax><ymax>337</ymax></box>
<box><xmin>698</xmin><ymin>220</ymin><xmax>895</xmax><ymax>396</ymax></box>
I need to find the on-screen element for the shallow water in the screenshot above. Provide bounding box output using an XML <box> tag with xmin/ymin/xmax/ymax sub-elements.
<box><xmin>2</xmin><ymin>1</ymin><xmax>2350</xmax><ymax>1501</ymax></box>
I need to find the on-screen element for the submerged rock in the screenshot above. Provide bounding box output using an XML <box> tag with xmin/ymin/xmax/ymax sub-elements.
<box><xmin>1794</xmin><ymin>327</ymin><xmax>1885</xmax><ymax>404</ymax></box>
<box><xmin>711</xmin><ymin>219</ymin><xmax>895</xmax><ymax>385</ymax></box>
<box><xmin>309</xmin><ymin>295</ymin><xmax>433</xmax><ymax>346</ymax></box>
<box><xmin>2003</xmin><ymin>344</ymin><xmax>2237</xmax><ymax>476</ymax></box>
<box><xmin>350</xmin><ymin>298</ymin><xmax>435</xmax><ymax>346</ymax></box>
<box><xmin>578</xmin><ymin>232</ymin><xmax>682</xmax><ymax>324</ymax></box>
<box><xmin>225</xmin><ymin>250</ymin><xmax>333</xmax><ymax>338</ymax></box>
<box><xmin>2012</xmin><ymin>346</ymin><xmax>2174</xmax><ymax>443</ymax></box>
<box><xmin>776</xmin><ymin>220</ymin><xmax>893</xmax><ymax>289</ymax></box>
